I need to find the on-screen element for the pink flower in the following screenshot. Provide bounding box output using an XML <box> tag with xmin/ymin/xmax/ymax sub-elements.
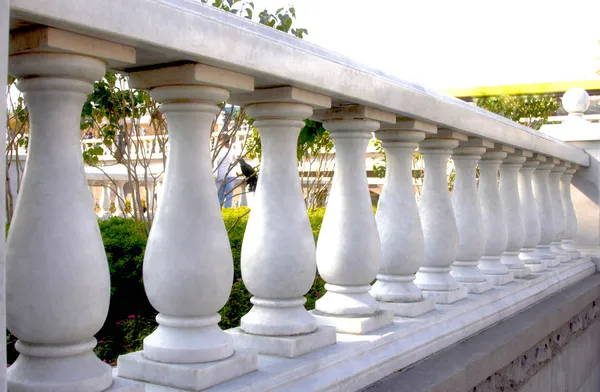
<box><xmin>98</xmin><ymin>340</ymin><xmax>105</xmax><ymax>344</ymax></box>
<box><xmin>127</xmin><ymin>315</ymin><xmax>135</xmax><ymax>319</ymax></box>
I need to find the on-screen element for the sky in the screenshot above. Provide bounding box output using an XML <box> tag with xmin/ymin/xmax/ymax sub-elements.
<box><xmin>251</xmin><ymin>0</ymin><xmax>600</xmax><ymax>90</ymax></box>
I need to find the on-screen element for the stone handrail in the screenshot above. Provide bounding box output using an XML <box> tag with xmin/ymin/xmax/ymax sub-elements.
<box><xmin>3</xmin><ymin>2</ymin><xmax>598</xmax><ymax>392</ymax></box>
<box><xmin>9</xmin><ymin>0</ymin><xmax>590</xmax><ymax>167</ymax></box>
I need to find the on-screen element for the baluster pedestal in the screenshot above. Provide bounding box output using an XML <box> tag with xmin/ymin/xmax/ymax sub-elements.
<box><xmin>415</xmin><ymin>135</ymin><xmax>468</xmax><ymax>303</ymax></box>
<box><xmin>500</xmin><ymin>154</ymin><xmax>531</xmax><ymax>278</ymax></box>
<box><xmin>370</xmin><ymin>120</ymin><xmax>436</xmax><ymax>316</ymax></box>
<box><xmin>117</xmin><ymin>64</ymin><xmax>258</xmax><ymax>390</ymax></box>
<box><xmin>228</xmin><ymin>87</ymin><xmax>336</xmax><ymax>356</ymax></box>
<box><xmin>7</xmin><ymin>29</ymin><xmax>142</xmax><ymax>392</ymax></box>
<box><xmin>561</xmin><ymin>165</ymin><xmax>581</xmax><ymax>259</ymax></box>
<box><xmin>533</xmin><ymin>156</ymin><xmax>561</xmax><ymax>268</ymax></box>
<box><xmin>478</xmin><ymin>150</ymin><xmax>514</xmax><ymax>285</ymax></box>
<box><xmin>313</xmin><ymin>106</ymin><xmax>394</xmax><ymax>333</ymax></box>
<box><xmin>450</xmin><ymin>139</ymin><xmax>494</xmax><ymax>294</ymax></box>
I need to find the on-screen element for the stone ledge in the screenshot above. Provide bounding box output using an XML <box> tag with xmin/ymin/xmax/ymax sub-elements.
<box><xmin>122</xmin><ymin>259</ymin><xmax>595</xmax><ymax>391</ymax></box>
<box><xmin>360</xmin><ymin>265</ymin><xmax>600</xmax><ymax>392</ymax></box>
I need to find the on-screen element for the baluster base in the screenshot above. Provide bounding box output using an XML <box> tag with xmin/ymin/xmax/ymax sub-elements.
<box><xmin>370</xmin><ymin>275</ymin><xmax>436</xmax><ymax>317</ymax></box>
<box><xmin>228</xmin><ymin>325</ymin><xmax>336</xmax><ymax>358</ymax></box>
<box><xmin>420</xmin><ymin>287</ymin><xmax>468</xmax><ymax>304</ymax></box>
<box><xmin>551</xmin><ymin>241</ymin><xmax>572</xmax><ymax>263</ymax></box>
<box><xmin>143</xmin><ymin>314</ymin><xmax>233</xmax><ymax>363</ymax></box>
<box><xmin>315</xmin><ymin>284</ymin><xmax>380</xmax><ymax>316</ymax></box>
<box><xmin>117</xmin><ymin>350</ymin><xmax>257</xmax><ymax>391</ymax></box>
<box><xmin>311</xmin><ymin>309</ymin><xmax>394</xmax><ymax>335</ymax></box>
<box><xmin>561</xmin><ymin>240</ymin><xmax>581</xmax><ymax>259</ymax></box>
<box><xmin>450</xmin><ymin>261</ymin><xmax>494</xmax><ymax>294</ymax></box>
<box><xmin>458</xmin><ymin>280</ymin><xmax>494</xmax><ymax>294</ymax></box>
<box><xmin>479</xmin><ymin>256</ymin><xmax>515</xmax><ymax>285</ymax></box>
<box><xmin>378</xmin><ymin>297</ymin><xmax>436</xmax><ymax>317</ymax></box>
<box><xmin>519</xmin><ymin>249</ymin><xmax>547</xmax><ymax>272</ymax></box>
<box><xmin>240</xmin><ymin>297</ymin><xmax>317</xmax><ymax>336</ymax></box>
<box><xmin>415</xmin><ymin>267</ymin><xmax>468</xmax><ymax>304</ymax></box>
<box><xmin>501</xmin><ymin>252</ymin><xmax>531</xmax><ymax>278</ymax></box>
<box><xmin>535</xmin><ymin>246</ymin><xmax>561</xmax><ymax>267</ymax></box>
<box><xmin>8</xmin><ymin>344</ymin><xmax>112</xmax><ymax>392</ymax></box>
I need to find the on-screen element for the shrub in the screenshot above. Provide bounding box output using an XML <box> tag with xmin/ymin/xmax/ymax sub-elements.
<box><xmin>7</xmin><ymin>208</ymin><xmax>330</xmax><ymax>365</ymax></box>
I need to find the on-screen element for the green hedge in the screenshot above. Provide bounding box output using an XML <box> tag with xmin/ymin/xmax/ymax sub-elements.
<box><xmin>7</xmin><ymin>207</ymin><xmax>331</xmax><ymax>365</ymax></box>
<box><xmin>97</xmin><ymin>208</ymin><xmax>328</xmax><ymax>364</ymax></box>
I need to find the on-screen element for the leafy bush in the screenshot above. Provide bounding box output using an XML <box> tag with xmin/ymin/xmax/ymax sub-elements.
<box><xmin>7</xmin><ymin>208</ymin><xmax>330</xmax><ymax>365</ymax></box>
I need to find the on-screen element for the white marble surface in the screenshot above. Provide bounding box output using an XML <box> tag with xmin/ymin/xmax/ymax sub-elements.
<box><xmin>121</xmin><ymin>259</ymin><xmax>595</xmax><ymax>392</ymax></box>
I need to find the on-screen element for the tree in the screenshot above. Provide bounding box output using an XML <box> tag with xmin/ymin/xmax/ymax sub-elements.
<box><xmin>473</xmin><ymin>94</ymin><xmax>561</xmax><ymax>130</ymax></box>
<box><xmin>5</xmin><ymin>0</ymin><xmax>311</xmax><ymax>225</ymax></box>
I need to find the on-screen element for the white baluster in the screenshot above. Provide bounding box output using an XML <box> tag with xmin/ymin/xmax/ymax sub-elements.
<box><xmin>6</xmin><ymin>51</ymin><xmax>112</xmax><ymax>391</ymax></box>
<box><xmin>478</xmin><ymin>151</ymin><xmax>514</xmax><ymax>285</ymax></box>
<box><xmin>371</xmin><ymin>120</ymin><xmax>436</xmax><ymax>317</ymax></box>
<box><xmin>532</xmin><ymin>156</ymin><xmax>560</xmax><ymax>267</ymax></box>
<box><xmin>415</xmin><ymin>137</ymin><xmax>468</xmax><ymax>303</ymax></box>
<box><xmin>313</xmin><ymin>106</ymin><xmax>394</xmax><ymax>333</ymax></box>
<box><xmin>115</xmin><ymin>181</ymin><xmax>126</xmax><ymax>217</ymax></box>
<box><xmin>561</xmin><ymin>165</ymin><xmax>581</xmax><ymax>258</ymax></box>
<box><xmin>549</xmin><ymin>162</ymin><xmax>571</xmax><ymax>262</ymax></box>
<box><xmin>500</xmin><ymin>155</ymin><xmax>531</xmax><ymax>278</ymax></box>
<box><xmin>145</xmin><ymin>181</ymin><xmax>155</xmax><ymax>214</ymax></box>
<box><xmin>230</xmin><ymin>87</ymin><xmax>336</xmax><ymax>356</ymax></box>
<box><xmin>117</xmin><ymin>65</ymin><xmax>257</xmax><ymax>390</ymax></box>
<box><xmin>518</xmin><ymin>158</ymin><xmax>546</xmax><ymax>272</ymax></box>
<box><xmin>450</xmin><ymin>142</ymin><xmax>493</xmax><ymax>293</ymax></box>
<box><xmin>98</xmin><ymin>181</ymin><xmax>112</xmax><ymax>219</ymax></box>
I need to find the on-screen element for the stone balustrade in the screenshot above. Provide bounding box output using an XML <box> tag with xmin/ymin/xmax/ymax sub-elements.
<box><xmin>2</xmin><ymin>3</ymin><xmax>599</xmax><ymax>392</ymax></box>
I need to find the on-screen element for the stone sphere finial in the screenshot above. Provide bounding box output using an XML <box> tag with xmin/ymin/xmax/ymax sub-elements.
<box><xmin>562</xmin><ymin>88</ymin><xmax>590</xmax><ymax>114</ymax></box>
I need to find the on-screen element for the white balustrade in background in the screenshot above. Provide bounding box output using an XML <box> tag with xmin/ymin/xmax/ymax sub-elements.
<box><xmin>314</xmin><ymin>106</ymin><xmax>394</xmax><ymax>333</ymax></box>
<box><xmin>415</xmin><ymin>136</ymin><xmax>468</xmax><ymax>304</ymax></box>
<box><xmin>371</xmin><ymin>120</ymin><xmax>436</xmax><ymax>316</ymax></box>
<box><xmin>500</xmin><ymin>153</ymin><xmax>531</xmax><ymax>278</ymax></box>
<box><xmin>478</xmin><ymin>150</ymin><xmax>514</xmax><ymax>285</ymax></box>
<box><xmin>450</xmin><ymin>140</ymin><xmax>494</xmax><ymax>293</ymax></box>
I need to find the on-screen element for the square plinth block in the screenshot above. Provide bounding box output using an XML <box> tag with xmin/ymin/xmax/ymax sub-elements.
<box><xmin>459</xmin><ymin>279</ymin><xmax>494</xmax><ymax>294</ymax></box>
<box><xmin>485</xmin><ymin>272</ymin><xmax>515</xmax><ymax>286</ymax></box>
<box><xmin>379</xmin><ymin>297</ymin><xmax>436</xmax><ymax>317</ymax></box>
<box><xmin>525</xmin><ymin>261</ymin><xmax>547</xmax><ymax>273</ymax></box>
<box><xmin>422</xmin><ymin>286</ymin><xmax>468</xmax><ymax>304</ymax></box>
<box><xmin>108</xmin><ymin>377</ymin><xmax>146</xmax><ymax>391</ymax></box>
<box><xmin>227</xmin><ymin>326</ymin><xmax>336</xmax><ymax>358</ymax></box>
<box><xmin>117</xmin><ymin>350</ymin><xmax>257</xmax><ymax>391</ymax></box>
<box><xmin>544</xmin><ymin>258</ymin><xmax>561</xmax><ymax>268</ymax></box>
<box><xmin>310</xmin><ymin>310</ymin><xmax>394</xmax><ymax>335</ymax></box>
<box><xmin>512</xmin><ymin>267</ymin><xmax>531</xmax><ymax>279</ymax></box>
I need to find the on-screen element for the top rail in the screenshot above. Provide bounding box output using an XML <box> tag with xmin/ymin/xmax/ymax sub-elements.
<box><xmin>8</xmin><ymin>0</ymin><xmax>590</xmax><ymax>166</ymax></box>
